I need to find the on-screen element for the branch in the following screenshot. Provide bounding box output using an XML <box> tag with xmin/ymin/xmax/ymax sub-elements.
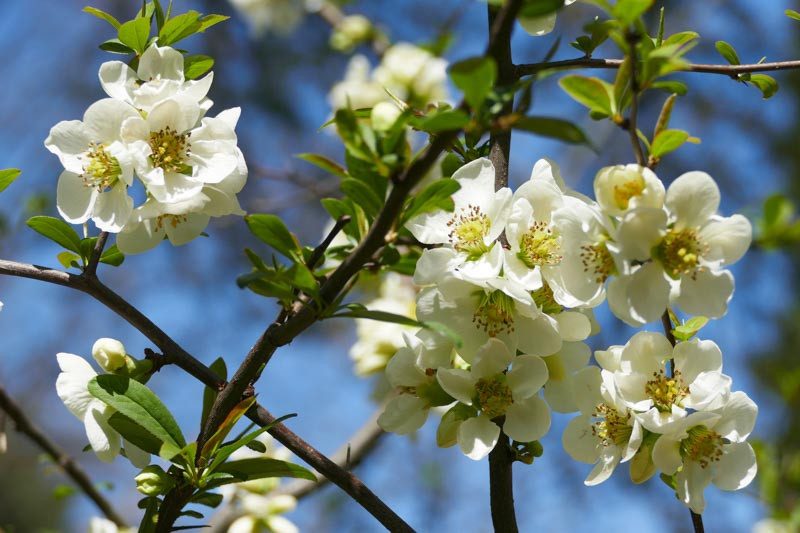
<box><xmin>0</xmin><ymin>382</ymin><xmax>127</xmax><ymax>527</ymax></box>
<box><xmin>86</xmin><ymin>231</ymin><xmax>109</xmax><ymax>277</ymax></box>
<box><xmin>0</xmin><ymin>258</ymin><xmax>413</xmax><ymax>532</ymax></box>
<box><xmin>515</xmin><ymin>57</ymin><xmax>800</xmax><ymax>78</ymax></box>
<box><xmin>624</xmin><ymin>34</ymin><xmax>646</xmax><ymax>166</ymax></box>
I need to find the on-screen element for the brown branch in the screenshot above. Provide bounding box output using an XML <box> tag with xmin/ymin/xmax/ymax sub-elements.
<box><xmin>625</xmin><ymin>33</ymin><xmax>646</xmax><ymax>167</ymax></box>
<box><xmin>0</xmin><ymin>382</ymin><xmax>127</xmax><ymax>527</ymax></box>
<box><xmin>515</xmin><ymin>57</ymin><xmax>800</xmax><ymax>78</ymax></box>
<box><xmin>0</xmin><ymin>258</ymin><xmax>413</xmax><ymax>532</ymax></box>
<box><xmin>86</xmin><ymin>231</ymin><xmax>109</xmax><ymax>276</ymax></box>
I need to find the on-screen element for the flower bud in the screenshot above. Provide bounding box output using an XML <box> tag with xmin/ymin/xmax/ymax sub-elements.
<box><xmin>330</xmin><ymin>15</ymin><xmax>372</xmax><ymax>51</ymax></box>
<box><xmin>91</xmin><ymin>338</ymin><xmax>127</xmax><ymax>373</ymax></box>
<box><xmin>371</xmin><ymin>102</ymin><xmax>402</xmax><ymax>132</ymax></box>
<box><xmin>134</xmin><ymin>465</ymin><xmax>174</xmax><ymax>496</ymax></box>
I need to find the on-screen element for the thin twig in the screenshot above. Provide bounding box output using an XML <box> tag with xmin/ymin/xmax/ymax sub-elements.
<box><xmin>0</xmin><ymin>382</ymin><xmax>127</xmax><ymax>527</ymax></box>
<box><xmin>86</xmin><ymin>231</ymin><xmax>109</xmax><ymax>277</ymax></box>
<box><xmin>515</xmin><ymin>57</ymin><xmax>800</xmax><ymax>78</ymax></box>
<box><xmin>307</xmin><ymin>215</ymin><xmax>351</xmax><ymax>269</ymax></box>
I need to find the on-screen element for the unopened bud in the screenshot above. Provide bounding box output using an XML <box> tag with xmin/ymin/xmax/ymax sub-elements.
<box><xmin>371</xmin><ymin>102</ymin><xmax>402</xmax><ymax>131</ymax></box>
<box><xmin>92</xmin><ymin>338</ymin><xmax>127</xmax><ymax>373</ymax></box>
<box><xmin>134</xmin><ymin>465</ymin><xmax>174</xmax><ymax>496</ymax></box>
<box><xmin>330</xmin><ymin>15</ymin><xmax>372</xmax><ymax>51</ymax></box>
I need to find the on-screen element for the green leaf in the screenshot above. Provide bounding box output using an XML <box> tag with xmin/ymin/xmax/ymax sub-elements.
<box><xmin>208</xmin><ymin>414</ymin><xmax>295</xmax><ymax>473</ymax></box>
<box><xmin>201</xmin><ymin>357</ymin><xmax>227</xmax><ymax>428</ymax></box>
<box><xmin>763</xmin><ymin>194</ymin><xmax>796</xmax><ymax>228</ymax></box>
<box><xmin>340</xmin><ymin>178</ymin><xmax>383</xmax><ymax>220</ymax></box>
<box><xmin>57</xmin><ymin>251</ymin><xmax>81</xmax><ymax>270</ymax></box>
<box><xmin>189</xmin><ymin>491</ymin><xmax>223</xmax><ymax>508</ymax></box>
<box><xmin>99</xmin><ymin>245</ymin><xmax>125</xmax><ymax>267</ymax></box>
<box><xmin>417</xmin><ymin>110</ymin><xmax>471</xmax><ymax>133</ymax></box>
<box><xmin>200</xmin><ymin>396</ymin><xmax>257</xmax><ymax>461</ymax></box>
<box><xmin>331</xmin><ymin>306</ymin><xmax>422</xmax><ymax>328</ymax></box>
<box><xmin>153</xmin><ymin>0</ymin><xmax>166</xmax><ymax>30</ymax></box>
<box><xmin>661</xmin><ymin>31</ymin><xmax>699</xmax><ymax>49</ymax></box>
<box><xmin>650</xmin><ymin>80</ymin><xmax>688</xmax><ymax>96</ymax></box>
<box><xmin>53</xmin><ymin>484</ymin><xmax>77</xmax><ymax>500</ymax></box>
<box><xmin>209</xmin><ymin>458</ymin><xmax>316</xmax><ymax>486</ymax></box>
<box><xmin>450</xmin><ymin>57</ymin><xmax>497</xmax><ymax>110</ymax></box>
<box><xmin>80</xmin><ymin>237</ymin><xmax>98</xmax><ymax>264</ymax></box>
<box><xmin>403</xmin><ymin>178</ymin><xmax>460</xmax><ymax>223</ymax></box>
<box><xmin>158</xmin><ymin>10</ymin><xmax>200</xmax><ymax>46</ymax></box>
<box><xmin>83</xmin><ymin>7</ymin><xmax>121</xmax><ymax>28</ymax></box>
<box><xmin>245</xmin><ymin>440</ymin><xmax>268</xmax><ymax>453</ymax></box>
<box><xmin>180</xmin><ymin>510</ymin><xmax>204</xmax><ymax>519</ymax></box>
<box><xmin>88</xmin><ymin>375</ymin><xmax>186</xmax><ymax>452</ymax></box>
<box><xmin>197</xmin><ymin>14</ymin><xmax>229</xmax><ymax>33</ymax></box>
<box><xmin>612</xmin><ymin>0</ymin><xmax>653</xmax><ymax>25</ymax></box>
<box><xmin>786</xmin><ymin>9</ymin><xmax>800</xmax><ymax>21</ymax></box>
<box><xmin>296</xmin><ymin>153</ymin><xmax>348</xmax><ymax>179</ymax></box>
<box><xmin>118</xmin><ymin>17</ymin><xmax>151</xmax><ymax>54</ymax></box>
<box><xmin>513</xmin><ymin>116</ymin><xmax>590</xmax><ymax>145</ymax></box>
<box><xmin>99</xmin><ymin>39</ymin><xmax>135</xmax><ymax>54</ymax></box>
<box><xmin>559</xmin><ymin>75</ymin><xmax>614</xmax><ymax>116</ymax></box>
<box><xmin>26</xmin><ymin>216</ymin><xmax>82</xmax><ymax>254</ymax></box>
<box><xmin>245</xmin><ymin>214</ymin><xmax>301</xmax><ymax>261</ymax></box>
<box><xmin>183</xmin><ymin>55</ymin><xmax>214</xmax><ymax>80</ymax></box>
<box><xmin>673</xmin><ymin>316</ymin><xmax>709</xmax><ymax>341</ymax></box>
<box><xmin>0</xmin><ymin>168</ymin><xmax>20</xmax><ymax>193</ymax></box>
<box><xmin>106</xmin><ymin>412</ymin><xmax>163</xmax><ymax>456</ymax></box>
<box><xmin>715</xmin><ymin>41</ymin><xmax>740</xmax><ymax>65</ymax></box>
<box><xmin>650</xmin><ymin>129</ymin><xmax>690</xmax><ymax>159</ymax></box>
<box><xmin>749</xmin><ymin>74</ymin><xmax>779</xmax><ymax>99</ymax></box>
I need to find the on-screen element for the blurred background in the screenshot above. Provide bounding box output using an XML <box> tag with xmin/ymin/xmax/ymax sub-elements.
<box><xmin>1</xmin><ymin>0</ymin><xmax>799</xmax><ymax>531</ymax></box>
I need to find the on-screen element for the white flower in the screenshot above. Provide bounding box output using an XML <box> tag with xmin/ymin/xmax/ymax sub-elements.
<box><xmin>220</xmin><ymin>433</ymin><xmax>292</xmax><ymax>499</ymax></box>
<box><xmin>228</xmin><ymin>0</ymin><xmax>309</xmax><ymax>37</ymax></box>
<box><xmin>593</xmin><ymin>164</ymin><xmax>664</xmax><ymax>217</ymax></box>
<box><xmin>328</xmin><ymin>55</ymin><xmax>388</xmax><ymax>111</ymax></box>
<box><xmin>99</xmin><ymin>44</ymin><xmax>213</xmax><ymax>113</ymax></box>
<box><xmin>349</xmin><ymin>273</ymin><xmax>418</xmax><ymax>376</ymax></box>
<box><xmin>91</xmin><ymin>337</ymin><xmax>127</xmax><ymax>373</ymax></box>
<box><xmin>45</xmin><ymin>98</ymin><xmax>139</xmax><ymax>232</ymax></box>
<box><xmin>542</xmin><ymin>341</ymin><xmax>592</xmax><ymax>413</ymax></box>
<box><xmin>55</xmin><ymin>352</ymin><xmax>149</xmax><ymax>467</ymax></box>
<box><xmin>609</xmin><ymin>171</ymin><xmax>752</xmax><ymax>325</ymax></box>
<box><xmin>563</xmin><ymin>366</ymin><xmax>644</xmax><ymax>485</ymax></box>
<box><xmin>228</xmin><ymin>494</ymin><xmax>299</xmax><ymax>533</ymax></box>
<box><xmin>436</xmin><ymin>339</ymin><xmax>550</xmax><ymax>460</ymax></box>
<box><xmin>517</xmin><ymin>0</ymin><xmax>577</xmax><ymax>36</ymax></box>
<box><xmin>88</xmin><ymin>517</ymin><xmax>134</xmax><ymax>533</ymax></box>
<box><xmin>652</xmin><ymin>391</ymin><xmax>758</xmax><ymax>514</ymax></box>
<box><xmin>373</xmin><ymin>43</ymin><xmax>449</xmax><ymax>105</ymax></box>
<box><xmin>602</xmin><ymin>332</ymin><xmax>731</xmax><ymax>432</ymax></box>
<box><xmin>407</xmin><ymin>158</ymin><xmax>511</xmax><ymax>282</ymax></box>
<box><xmin>377</xmin><ymin>330</ymin><xmax>454</xmax><ymax>435</ymax></box>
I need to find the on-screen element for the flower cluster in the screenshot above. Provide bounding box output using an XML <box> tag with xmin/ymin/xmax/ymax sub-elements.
<box><xmin>328</xmin><ymin>43</ymin><xmax>449</xmax><ymax>112</ymax></box>
<box><xmin>45</xmin><ymin>44</ymin><xmax>247</xmax><ymax>254</ymax></box>
<box><xmin>228</xmin><ymin>0</ymin><xmax>320</xmax><ymax>37</ymax></box>
<box><xmin>563</xmin><ymin>331</ymin><xmax>757</xmax><ymax>514</ymax></box>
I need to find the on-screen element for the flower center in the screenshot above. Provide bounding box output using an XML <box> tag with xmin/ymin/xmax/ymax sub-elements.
<box><xmin>680</xmin><ymin>425</ymin><xmax>724</xmax><ymax>468</ymax></box>
<box><xmin>447</xmin><ymin>204</ymin><xmax>491</xmax><ymax>258</ymax></box>
<box><xmin>654</xmin><ymin>228</ymin><xmax>707</xmax><ymax>279</ymax></box>
<box><xmin>592</xmin><ymin>403</ymin><xmax>632</xmax><ymax>447</ymax></box>
<box><xmin>475</xmin><ymin>374</ymin><xmax>513</xmax><ymax>419</ymax></box>
<box><xmin>80</xmin><ymin>142</ymin><xmax>121</xmax><ymax>191</ymax></box>
<box><xmin>472</xmin><ymin>290</ymin><xmax>516</xmax><ymax>337</ymax></box>
<box><xmin>149</xmin><ymin>126</ymin><xmax>191</xmax><ymax>174</ymax></box>
<box><xmin>517</xmin><ymin>220</ymin><xmax>562</xmax><ymax>268</ymax></box>
<box><xmin>644</xmin><ymin>369</ymin><xmax>688</xmax><ymax>412</ymax></box>
<box><xmin>579</xmin><ymin>241</ymin><xmax>617</xmax><ymax>284</ymax></box>
<box><xmin>613</xmin><ymin>175</ymin><xmax>645</xmax><ymax>210</ymax></box>
<box><xmin>155</xmin><ymin>213</ymin><xmax>188</xmax><ymax>231</ymax></box>
<box><xmin>531</xmin><ymin>283</ymin><xmax>562</xmax><ymax>315</ymax></box>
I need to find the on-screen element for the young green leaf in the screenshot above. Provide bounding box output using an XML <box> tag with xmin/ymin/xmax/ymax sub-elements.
<box><xmin>200</xmin><ymin>396</ymin><xmax>257</xmax><ymax>461</ymax></box>
<box><xmin>57</xmin><ymin>251</ymin><xmax>81</xmax><ymax>270</ymax></box>
<box><xmin>106</xmin><ymin>412</ymin><xmax>164</xmax><ymax>456</ymax></box>
<box><xmin>197</xmin><ymin>14</ymin><xmax>229</xmax><ymax>33</ymax></box>
<box><xmin>99</xmin><ymin>245</ymin><xmax>125</xmax><ymax>267</ymax></box>
<box><xmin>83</xmin><ymin>6</ymin><xmax>121</xmax><ymax>29</ymax></box>
<box><xmin>99</xmin><ymin>39</ymin><xmax>136</xmax><ymax>54</ymax></box>
<box><xmin>245</xmin><ymin>214</ymin><xmax>302</xmax><ymax>260</ymax></box>
<box><xmin>340</xmin><ymin>178</ymin><xmax>383</xmax><ymax>220</ymax></box>
<box><xmin>88</xmin><ymin>375</ymin><xmax>186</xmax><ymax>451</ymax></box>
<box><xmin>210</xmin><ymin>458</ymin><xmax>316</xmax><ymax>486</ymax></box>
<box><xmin>418</xmin><ymin>110</ymin><xmax>471</xmax><ymax>133</ymax></box>
<box><xmin>715</xmin><ymin>41</ymin><xmax>740</xmax><ymax>65</ymax></box>
<box><xmin>650</xmin><ymin>129</ymin><xmax>689</xmax><ymax>159</ymax></box>
<box><xmin>189</xmin><ymin>492</ymin><xmax>223</xmax><ymax>508</ymax></box>
<box><xmin>519</xmin><ymin>0</ymin><xmax>564</xmax><ymax>17</ymax></box>
<box><xmin>613</xmin><ymin>0</ymin><xmax>653</xmax><ymax>25</ymax></box>
<box><xmin>158</xmin><ymin>10</ymin><xmax>201</xmax><ymax>46</ymax></box>
<box><xmin>183</xmin><ymin>55</ymin><xmax>214</xmax><ymax>80</ymax></box>
<box><xmin>450</xmin><ymin>57</ymin><xmax>497</xmax><ymax>110</ymax></box>
<box><xmin>26</xmin><ymin>216</ymin><xmax>82</xmax><ymax>254</ymax></box>
<box><xmin>672</xmin><ymin>316</ymin><xmax>709</xmax><ymax>341</ymax></box>
<box><xmin>559</xmin><ymin>75</ymin><xmax>614</xmax><ymax>117</ymax></box>
<box><xmin>787</xmin><ymin>9</ymin><xmax>800</xmax><ymax>21</ymax></box>
<box><xmin>118</xmin><ymin>17</ymin><xmax>151</xmax><ymax>55</ymax></box>
<box><xmin>0</xmin><ymin>168</ymin><xmax>20</xmax><ymax>194</ymax></box>
<box><xmin>331</xmin><ymin>306</ymin><xmax>423</xmax><ymax>328</ymax></box>
<box><xmin>513</xmin><ymin>116</ymin><xmax>591</xmax><ymax>145</ymax></box>
<box><xmin>207</xmin><ymin>414</ymin><xmax>296</xmax><ymax>473</ymax></box>
<box><xmin>296</xmin><ymin>153</ymin><xmax>348</xmax><ymax>179</ymax></box>
<box><xmin>749</xmin><ymin>74</ymin><xmax>779</xmax><ymax>99</ymax></box>
<box><xmin>201</xmin><ymin>357</ymin><xmax>227</xmax><ymax>428</ymax></box>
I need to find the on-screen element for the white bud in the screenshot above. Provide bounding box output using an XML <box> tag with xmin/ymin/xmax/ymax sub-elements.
<box><xmin>91</xmin><ymin>338</ymin><xmax>127</xmax><ymax>373</ymax></box>
<box><xmin>371</xmin><ymin>102</ymin><xmax>402</xmax><ymax>131</ymax></box>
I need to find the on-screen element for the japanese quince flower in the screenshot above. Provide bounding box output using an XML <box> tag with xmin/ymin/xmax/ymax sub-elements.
<box><xmin>407</xmin><ymin>158</ymin><xmax>511</xmax><ymax>283</ymax></box>
<box><xmin>609</xmin><ymin>171</ymin><xmax>752</xmax><ymax>325</ymax></box>
<box><xmin>541</xmin><ymin>341</ymin><xmax>592</xmax><ymax>413</ymax></box>
<box><xmin>349</xmin><ymin>273</ymin><xmax>418</xmax><ymax>376</ymax></box>
<box><xmin>328</xmin><ymin>55</ymin><xmax>387</xmax><ymax>111</ymax></box>
<box><xmin>99</xmin><ymin>44</ymin><xmax>213</xmax><ymax>113</ymax></box>
<box><xmin>372</xmin><ymin>43</ymin><xmax>449</xmax><ymax>106</ymax></box>
<box><xmin>228</xmin><ymin>494</ymin><xmax>299</xmax><ymax>533</ymax></box>
<box><xmin>122</xmin><ymin>98</ymin><xmax>242</xmax><ymax>204</ymax></box>
<box><xmin>436</xmin><ymin>338</ymin><xmax>550</xmax><ymax>460</ymax></box>
<box><xmin>517</xmin><ymin>0</ymin><xmax>577</xmax><ymax>36</ymax></box>
<box><xmin>563</xmin><ymin>366</ymin><xmax>644</xmax><ymax>486</ymax></box>
<box><xmin>378</xmin><ymin>330</ymin><xmax>455</xmax><ymax>435</ymax></box>
<box><xmin>651</xmin><ymin>391</ymin><xmax>758</xmax><ymax>514</ymax></box>
<box><xmin>45</xmin><ymin>98</ymin><xmax>139</xmax><ymax>232</ymax></box>
<box><xmin>599</xmin><ymin>332</ymin><xmax>731</xmax><ymax>432</ymax></box>
<box><xmin>89</xmin><ymin>517</ymin><xmax>134</xmax><ymax>533</ymax></box>
<box><xmin>55</xmin><ymin>352</ymin><xmax>149</xmax><ymax>467</ymax></box>
<box><xmin>593</xmin><ymin>164</ymin><xmax>664</xmax><ymax>218</ymax></box>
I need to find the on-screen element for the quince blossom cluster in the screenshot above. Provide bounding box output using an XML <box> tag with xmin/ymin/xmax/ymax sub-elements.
<box><xmin>374</xmin><ymin>156</ymin><xmax>755</xmax><ymax>513</ymax></box>
<box><xmin>45</xmin><ymin>44</ymin><xmax>247</xmax><ymax>254</ymax></box>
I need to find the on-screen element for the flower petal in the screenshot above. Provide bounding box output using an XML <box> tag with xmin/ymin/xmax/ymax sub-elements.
<box><xmin>666</xmin><ymin>171</ymin><xmax>720</xmax><ymax>229</ymax></box>
<box><xmin>674</xmin><ymin>269</ymin><xmax>734</xmax><ymax>318</ymax></box>
<box><xmin>713</xmin><ymin>442</ymin><xmax>757</xmax><ymax>491</ymax></box>
<box><xmin>503</xmin><ymin>395</ymin><xmax>551</xmax><ymax>442</ymax></box>
<box><xmin>507</xmin><ymin>354</ymin><xmax>548</xmax><ymax>400</ymax></box>
<box><xmin>84</xmin><ymin>404</ymin><xmax>120</xmax><ymax>462</ymax></box>
<box><xmin>457</xmin><ymin>415</ymin><xmax>500</xmax><ymax>460</ymax></box>
<box><xmin>699</xmin><ymin>214</ymin><xmax>752</xmax><ymax>266</ymax></box>
<box><xmin>56</xmin><ymin>171</ymin><xmax>97</xmax><ymax>224</ymax></box>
